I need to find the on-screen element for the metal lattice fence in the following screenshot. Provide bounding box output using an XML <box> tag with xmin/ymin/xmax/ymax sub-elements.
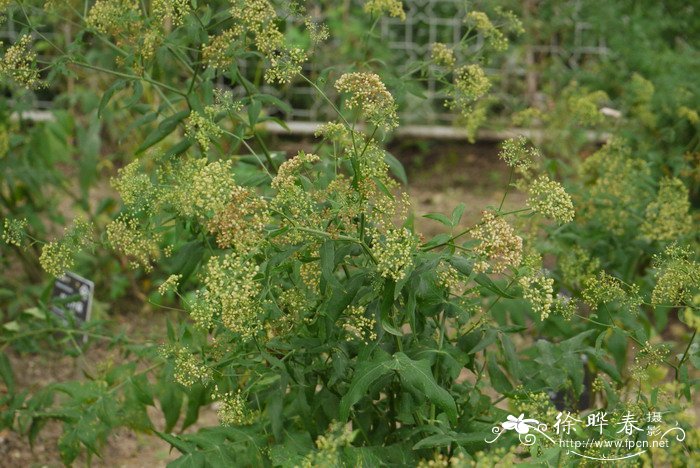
<box><xmin>3</xmin><ymin>0</ymin><xmax>609</xmax><ymax>133</ymax></box>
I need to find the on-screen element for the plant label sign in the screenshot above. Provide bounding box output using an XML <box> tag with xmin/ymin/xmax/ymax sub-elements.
<box><xmin>50</xmin><ymin>272</ymin><xmax>94</xmax><ymax>326</ymax></box>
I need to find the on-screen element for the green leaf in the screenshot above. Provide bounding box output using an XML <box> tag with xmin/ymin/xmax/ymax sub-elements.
<box><xmin>248</xmin><ymin>99</ymin><xmax>262</xmax><ymax>126</ymax></box>
<box><xmin>423</xmin><ymin>213</ymin><xmax>453</xmax><ymax>227</ymax></box>
<box><xmin>98</xmin><ymin>79</ymin><xmax>127</xmax><ymax>118</ymax></box>
<box><xmin>412</xmin><ymin>433</ymin><xmax>454</xmax><ymax>450</ymax></box>
<box><xmin>384</xmin><ymin>151</ymin><xmax>408</xmax><ymax>184</ymax></box>
<box><xmin>451</xmin><ymin>203</ymin><xmax>466</xmax><ymax>226</ymax></box>
<box><xmin>394</xmin><ymin>353</ymin><xmax>457</xmax><ymax>424</ymax></box>
<box><xmin>319</xmin><ymin>240</ymin><xmax>342</xmax><ymax>293</ymax></box>
<box><xmin>0</xmin><ymin>353</ymin><xmax>15</xmax><ymax>393</ymax></box>
<box><xmin>474</xmin><ymin>274</ymin><xmax>514</xmax><ymax>298</ymax></box>
<box><xmin>487</xmin><ymin>352</ymin><xmax>513</xmax><ymax>393</ymax></box>
<box><xmin>137</xmin><ymin>110</ymin><xmax>190</xmax><ymax>154</ymax></box>
<box><xmin>339</xmin><ymin>351</ymin><xmax>395</xmax><ymax>421</ymax></box>
<box><xmin>23</xmin><ymin>307</ymin><xmax>46</xmax><ymax>319</ymax></box>
<box><xmin>422</xmin><ymin>233</ymin><xmax>452</xmax><ymax>249</ymax></box>
<box><xmin>586</xmin><ymin>349</ymin><xmax>622</xmax><ymax>383</ymax></box>
<box><xmin>379</xmin><ymin>279</ymin><xmax>400</xmax><ymax>336</ymax></box>
<box><xmin>160</xmin><ymin>381</ymin><xmax>183</xmax><ymax>433</ymax></box>
<box><xmin>157</xmin><ymin>431</ymin><xmax>196</xmax><ymax>454</ymax></box>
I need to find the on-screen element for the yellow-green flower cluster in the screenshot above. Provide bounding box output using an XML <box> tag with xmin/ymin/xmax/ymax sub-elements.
<box><xmin>581</xmin><ymin>271</ymin><xmax>642</xmax><ymax>311</ymax></box>
<box><xmin>314</xmin><ymin>121</ymin><xmax>350</xmax><ymax>143</ymax></box>
<box><xmin>202</xmin><ymin>28</ymin><xmax>242</xmax><ymax>70</ymax></box>
<box><xmin>631</xmin><ymin>341</ymin><xmax>669</xmax><ymax>381</ymax></box>
<box><xmin>469</xmin><ymin>448</ymin><xmax>518</xmax><ymax>467</ymax></box>
<box><xmin>651</xmin><ymin>244</ymin><xmax>700</xmax><ymax>306</ymax></box>
<box><xmin>111</xmin><ymin>159</ymin><xmax>159</xmax><ymax>212</ymax></box>
<box><xmin>372</xmin><ymin>228</ymin><xmax>417</xmax><ymax>282</ymax></box>
<box><xmin>343</xmin><ymin>305</ymin><xmax>377</xmax><ymax>344</ymax></box>
<box><xmin>527</xmin><ymin>175</ymin><xmax>575</xmax><ymax>224</ymax></box>
<box><xmin>559</xmin><ymin>245</ymin><xmax>600</xmax><ymax>287</ymax></box>
<box><xmin>578</xmin><ymin>140</ymin><xmax>651</xmax><ymax>235</ymax></box>
<box><xmin>158</xmin><ymin>274</ymin><xmax>182</xmax><ymax>295</ymax></box>
<box><xmin>271</xmin><ymin>152</ymin><xmax>323</xmax><ymax>244</ymax></box>
<box><xmin>0</xmin><ymin>124</ymin><xmax>9</xmax><ymax>158</ymax></box>
<box><xmin>2</xmin><ymin>218</ymin><xmax>27</xmax><ymax>247</ymax></box>
<box><xmin>466</xmin><ymin>11</ymin><xmax>507</xmax><ymax>51</ymax></box>
<box><xmin>519</xmin><ymin>273</ymin><xmax>554</xmax><ymax>320</ymax></box>
<box><xmin>552</xmin><ymin>294</ymin><xmax>577</xmax><ymax>320</ymax></box>
<box><xmin>447</xmin><ymin>64</ymin><xmax>491</xmax><ymax>139</ymax></box>
<box><xmin>335</xmin><ymin>72</ymin><xmax>399</xmax><ymax>131</ymax></box>
<box><xmin>39</xmin><ymin>218</ymin><xmax>94</xmax><ymax>277</ymax></box>
<box><xmin>565</xmin><ymin>86</ymin><xmax>608</xmax><ymax>126</ymax></box>
<box><xmin>417</xmin><ymin>452</ymin><xmax>469</xmax><ymax>467</ymax></box>
<box><xmin>363</xmin><ymin>0</ymin><xmax>405</xmax><ymax>20</ymax></box>
<box><xmin>226</xmin><ymin>0</ymin><xmax>308</xmax><ymax>84</ymax></box>
<box><xmin>272</xmin><ymin>151</ymin><xmax>320</xmax><ymax>190</ymax></box>
<box><xmin>230</xmin><ymin>0</ymin><xmax>276</xmax><ymax>30</ymax></box>
<box><xmin>86</xmin><ymin>0</ymin><xmax>140</xmax><ymax>37</ymax></box>
<box><xmin>450</xmin><ymin>64</ymin><xmax>491</xmax><ymax>108</ymax></box>
<box><xmin>194</xmin><ymin>252</ymin><xmax>262</xmax><ymax>340</ymax></box>
<box><xmin>678</xmin><ymin>106</ymin><xmax>700</xmax><ymax>124</ymax></box>
<box><xmin>0</xmin><ymin>35</ymin><xmax>44</xmax><ymax>89</ymax></box>
<box><xmin>499</xmin><ymin>136</ymin><xmax>539</xmax><ymax>173</ymax></box>
<box><xmin>495</xmin><ymin>7</ymin><xmax>525</xmax><ymax>35</ymax></box>
<box><xmin>305</xmin><ymin>18</ymin><xmax>329</xmax><ymax>44</ymax></box>
<box><xmin>300</xmin><ymin>422</ymin><xmax>356</xmax><ymax>468</ymax></box>
<box><xmin>213</xmin><ymin>387</ymin><xmax>257</xmax><ymax>426</ymax></box>
<box><xmin>106</xmin><ymin>216</ymin><xmax>161</xmax><ymax>271</ymax></box>
<box><xmin>152</xmin><ymin>0</ymin><xmax>189</xmax><ymax>27</ymax></box>
<box><xmin>264</xmin><ymin>47</ymin><xmax>307</xmax><ymax>84</ymax></box>
<box><xmin>472</xmin><ymin>211</ymin><xmax>523</xmax><ymax>274</ymax></box>
<box><xmin>628</xmin><ymin>74</ymin><xmax>657</xmax><ymax>128</ymax></box>
<box><xmin>165</xmin><ymin>158</ymin><xmax>238</xmax><ymax>218</ymax></box>
<box><xmin>172</xmin><ymin>347</ymin><xmax>211</xmax><ymax>387</ymax></box>
<box><xmin>640</xmin><ymin>177</ymin><xmax>692</xmax><ymax>242</ymax></box>
<box><xmin>207</xmin><ymin>186</ymin><xmax>269</xmax><ymax>253</ymax></box>
<box><xmin>430</xmin><ymin>43</ymin><xmax>455</xmax><ymax>67</ymax></box>
<box><xmin>300</xmin><ymin>261</ymin><xmax>321</xmax><ymax>292</ymax></box>
<box><xmin>185</xmin><ymin>109</ymin><xmax>223</xmax><ymax>151</ymax></box>
<box><xmin>437</xmin><ymin>261</ymin><xmax>461</xmax><ymax>291</ymax></box>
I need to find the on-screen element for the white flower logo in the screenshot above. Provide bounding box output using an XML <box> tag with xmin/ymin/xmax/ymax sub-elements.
<box><xmin>502</xmin><ymin>414</ymin><xmax>539</xmax><ymax>434</ymax></box>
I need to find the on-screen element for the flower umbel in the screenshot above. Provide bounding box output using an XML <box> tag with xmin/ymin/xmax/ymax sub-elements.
<box><xmin>363</xmin><ymin>0</ymin><xmax>406</xmax><ymax>20</ymax></box>
<box><xmin>527</xmin><ymin>175</ymin><xmax>575</xmax><ymax>224</ymax></box>
<box><xmin>2</xmin><ymin>218</ymin><xmax>28</xmax><ymax>248</ymax></box>
<box><xmin>472</xmin><ymin>211</ymin><xmax>523</xmax><ymax>274</ymax></box>
<box><xmin>0</xmin><ymin>35</ymin><xmax>44</xmax><ymax>89</ymax></box>
<box><xmin>335</xmin><ymin>72</ymin><xmax>399</xmax><ymax>131</ymax></box>
<box><xmin>519</xmin><ymin>273</ymin><xmax>554</xmax><ymax>320</ymax></box>
<box><xmin>372</xmin><ymin>228</ymin><xmax>417</xmax><ymax>282</ymax></box>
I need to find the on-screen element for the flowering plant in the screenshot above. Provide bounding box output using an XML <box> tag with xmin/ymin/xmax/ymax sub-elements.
<box><xmin>0</xmin><ymin>0</ymin><xmax>697</xmax><ymax>466</ymax></box>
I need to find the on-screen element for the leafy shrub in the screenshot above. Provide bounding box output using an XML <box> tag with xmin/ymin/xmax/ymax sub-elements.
<box><xmin>0</xmin><ymin>1</ymin><xmax>697</xmax><ymax>466</ymax></box>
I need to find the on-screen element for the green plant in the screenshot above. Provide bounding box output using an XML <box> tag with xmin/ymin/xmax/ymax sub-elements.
<box><xmin>0</xmin><ymin>1</ymin><xmax>697</xmax><ymax>466</ymax></box>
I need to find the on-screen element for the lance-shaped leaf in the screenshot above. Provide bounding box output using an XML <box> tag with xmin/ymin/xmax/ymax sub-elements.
<box><xmin>393</xmin><ymin>352</ymin><xmax>458</xmax><ymax>424</ymax></box>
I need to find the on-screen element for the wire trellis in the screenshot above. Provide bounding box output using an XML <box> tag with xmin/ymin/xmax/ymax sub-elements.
<box><xmin>2</xmin><ymin>0</ymin><xmax>609</xmax><ymax>131</ymax></box>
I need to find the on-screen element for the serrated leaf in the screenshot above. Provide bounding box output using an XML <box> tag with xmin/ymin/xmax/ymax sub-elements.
<box><xmin>423</xmin><ymin>213</ymin><xmax>453</xmax><ymax>226</ymax></box>
<box><xmin>394</xmin><ymin>352</ymin><xmax>457</xmax><ymax>424</ymax></box>
<box><xmin>339</xmin><ymin>351</ymin><xmax>395</xmax><ymax>421</ymax></box>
